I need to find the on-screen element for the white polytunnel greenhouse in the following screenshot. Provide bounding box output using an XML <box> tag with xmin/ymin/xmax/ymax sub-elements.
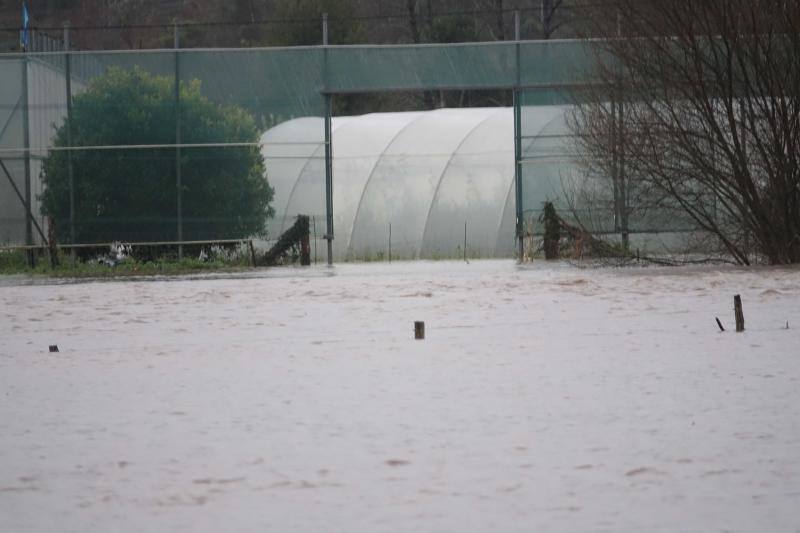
<box><xmin>260</xmin><ymin>105</ymin><xmax>574</xmax><ymax>261</ymax></box>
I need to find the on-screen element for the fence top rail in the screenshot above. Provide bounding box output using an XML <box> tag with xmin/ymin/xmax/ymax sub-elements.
<box><xmin>0</xmin><ymin>238</ymin><xmax>252</xmax><ymax>251</ymax></box>
<box><xmin>0</xmin><ymin>37</ymin><xmax>594</xmax><ymax>59</ymax></box>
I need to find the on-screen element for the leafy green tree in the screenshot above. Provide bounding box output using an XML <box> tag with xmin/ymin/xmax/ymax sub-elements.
<box><xmin>41</xmin><ymin>66</ymin><xmax>274</xmax><ymax>244</ymax></box>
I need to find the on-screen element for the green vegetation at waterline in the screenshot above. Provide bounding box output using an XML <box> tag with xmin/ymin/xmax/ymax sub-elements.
<box><xmin>0</xmin><ymin>249</ymin><xmax>253</xmax><ymax>278</ymax></box>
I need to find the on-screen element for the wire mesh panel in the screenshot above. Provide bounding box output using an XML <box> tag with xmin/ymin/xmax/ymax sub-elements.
<box><xmin>179</xmin><ymin>48</ymin><xmax>325</xmax><ymax>130</ymax></box>
<box><xmin>517</xmin><ymin>86</ymin><xmax>701</xmax><ymax>243</ymax></box>
<box><xmin>45</xmin><ymin>51</ymin><xmax>181</xmax><ymax>244</ymax></box>
<box><xmin>0</xmin><ymin>48</ymin><xmax>327</xmax><ymax>247</ymax></box>
<box><xmin>517</xmin><ymin>95</ymin><xmax>576</xmax><ymax>232</ymax></box>
<box><xmin>326</xmin><ymin>42</ymin><xmax>517</xmax><ymax>93</ymax></box>
<box><xmin>0</xmin><ymin>56</ymin><xmax>26</xmax><ymax>244</ymax></box>
<box><xmin>325</xmin><ymin>40</ymin><xmax>595</xmax><ymax>94</ymax></box>
<box><xmin>3</xmin><ymin>40</ymin><xmax>668</xmax><ymax>258</ymax></box>
<box><xmin>518</xmin><ymin>40</ymin><xmax>595</xmax><ymax>90</ymax></box>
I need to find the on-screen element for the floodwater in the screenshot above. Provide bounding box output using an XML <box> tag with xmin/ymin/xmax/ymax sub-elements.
<box><xmin>2</xmin><ymin>260</ymin><xmax>799</xmax><ymax>532</ymax></box>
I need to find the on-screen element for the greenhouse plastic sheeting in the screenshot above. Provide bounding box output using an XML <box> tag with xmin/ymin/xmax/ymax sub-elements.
<box><xmin>262</xmin><ymin>105</ymin><xmax>581</xmax><ymax>260</ymax></box>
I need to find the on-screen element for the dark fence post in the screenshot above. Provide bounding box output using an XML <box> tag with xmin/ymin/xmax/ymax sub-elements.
<box><xmin>174</xmin><ymin>21</ymin><xmax>183</xmax><ymax>260</ymax></box>
<box><xmin>734</xmin><ymin>295</ymin><xmax>745</xmax><ymax>332</ymax></box>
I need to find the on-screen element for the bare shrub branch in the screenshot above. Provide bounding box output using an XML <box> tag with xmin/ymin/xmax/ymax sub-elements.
<box><xmin>570</xmin><ymin>0</ymin><xmax>800</xmax><ymax>264</ymax></box>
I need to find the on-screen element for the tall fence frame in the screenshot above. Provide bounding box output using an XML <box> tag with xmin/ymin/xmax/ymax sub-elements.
<box><xmin>0</xmin><ymin>33</ymin><xmax>596</xmax><ymax>265</ymax></box>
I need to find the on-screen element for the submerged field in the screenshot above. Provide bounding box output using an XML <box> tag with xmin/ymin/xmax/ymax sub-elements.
<box><xmin>1</xmin><ymin>260</ymin><xmax>799</xmax><ymax>532</ymax></box>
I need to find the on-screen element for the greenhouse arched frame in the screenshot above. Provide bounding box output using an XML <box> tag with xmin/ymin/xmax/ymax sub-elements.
<box><xmin>315</xmin><ymin>39</ymin><xmax>594</xmax><ymax>264</ymax></box>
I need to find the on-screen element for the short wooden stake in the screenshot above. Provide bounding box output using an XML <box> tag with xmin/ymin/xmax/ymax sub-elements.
<box><xmin>734</xmin><ymin>294</ymin><xmax>745</xmax><ymax>332</ymax></box>
<box><xmin>414</xmin><ymin>321</ymin><xmax>425</xmax><ymax>340</ymax></box>
<box><xmin>715</xmin><ymin>317</ymin><xmax>725</xmax><ymax>332</ymax></box>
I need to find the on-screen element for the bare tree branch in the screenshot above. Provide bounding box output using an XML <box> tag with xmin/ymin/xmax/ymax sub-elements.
<box><xmin>571</xmin><ymin>0</ymin><xmax>800</xmax><ymax>264</ymax></box>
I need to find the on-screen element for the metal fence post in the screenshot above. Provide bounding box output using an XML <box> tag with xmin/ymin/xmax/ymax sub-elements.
<box><xmin>322</xmin><ymin>13</ymin><xmax>334</xmax><ymax>266</ymax></box>
<box><xmin>174</xmin><ymin>21</ymin><xmax>183</xmax><ymax>259</ymax></box>
<box><xmin>21</xmin><ymin>49</ymin><xmax>34</xmax><ymax>266</ymax></box>
<box><xmin>513</xmin><ymin>13</ymin><xmax>523</xmax><ymax>260</ymax></box>
<box><xmin>324</xmin><ymin>93</ymin><xmax>334</xmax><ymax>266</ymax></box>
<box><xmin>513</xmin><ymin>93</ymin><xmax>523</xmax><ymax>260</ymax></box>
<box><xmin>64</xmin><ymin>22</ymin><xmax>75</xmax><ymax>263</ymax></box>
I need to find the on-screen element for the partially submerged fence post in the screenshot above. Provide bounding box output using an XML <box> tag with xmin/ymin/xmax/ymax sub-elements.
<box><xmin>64</xmin><ymin>22</ymin><xmax>76</xmax><ymax>266</ymax></box>
<box><xmin>464</xmin><ymin>219</ymin><xmax>467</xmax><ymax>262</ymax></box>
<box><xmin>414</xmin><ymin>321</ymin><xmax>425</xmax><ymax>340</ymax></box>
<box><xmin>513</xmin><ymin>12</ymin><xmax>523</xmax><ymax>260</ymax></box>
<box><xmin>312</xmin><ymin>215</ymin><xmax>317</xmax><ymax>265</ymax></box>
<box><xmin>300</xmin><ymin>226</ymin><xmax>311</xmax><ymax>266</ymax></box>
<box><xmin>323</xmin><ymin>96</ymin><xmax>334</xmax><ymax>266</ymax></box>
<box><xmin>21</xmin><ymin>47</ymin><xmax>35</xmax><ymax>267</ymax></box>
<box><xmin>174</xmin><ymin>21</ymin><xmax>183</xmax><ymax>260</ymax></box>
<box><xmin>542</xmin><ymin>201</ymin><xmax>560</xmax><ymax>259</ymax></box>
<box><xmin>734</xmin><ymin>294</ymin><xmax>745</xmax><ymax>332</ymax></box>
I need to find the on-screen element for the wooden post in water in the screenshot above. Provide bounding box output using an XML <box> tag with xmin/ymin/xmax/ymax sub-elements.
<box><xmin>312</xmin><ymin>216</ymin><xmax>317</xmax><ymax>265</ymax></box>
<box><xmin>47</xmin><ymin>216</ymin><xmax>59</xmax><ymax>268</ymax></box>
<box><xmin>300</xmin><ymin>230</ymin><xmax>311</xmax><ymax>266</ymax></box>
<box><xmin>414</xmin><ymin>321</ymin><xmax>425</xmax><ymax>340</ymax></box>
<box><xmin>249</xmin><ymin>239</ymin><xmax>257</xmax><ymax>267</ymax></box>
<box><xmin>734</xmin><ymin>294</ymin><xmax>745</xmax><ymax>332</ymax></box>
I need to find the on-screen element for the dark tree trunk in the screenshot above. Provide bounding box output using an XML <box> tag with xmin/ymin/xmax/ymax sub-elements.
<box><xmin>494</xmin><ymin>0</ymin><xmax>505</xmax><ymax>40</ymax></box>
